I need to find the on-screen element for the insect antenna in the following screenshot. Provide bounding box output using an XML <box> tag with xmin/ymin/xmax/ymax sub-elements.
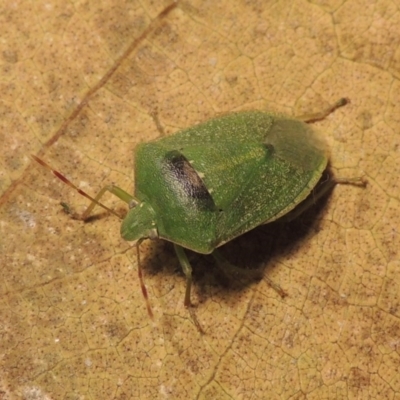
<box><xmin>136</xmin><ymin>239</ymin><xmax>154</xmax><ymax>319</ymax></box>
<box><xmin>33</xmin><ymin>155</ymin><xmax>154</xmax><ymax>320</ymax></box>
<box><xmin>31</xmin><ymin>155</ymin><xmax>121</xmax><ymax>220</ymax></box>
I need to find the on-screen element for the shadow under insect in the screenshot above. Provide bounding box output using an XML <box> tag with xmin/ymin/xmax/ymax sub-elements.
<box><xmin>140</xmin><ymin>167</ymin><xmax>343</xmax><ymax>303</ymax></box>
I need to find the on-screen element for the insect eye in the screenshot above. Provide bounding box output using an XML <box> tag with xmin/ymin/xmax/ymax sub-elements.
<box><xmin>129</xmin><ymin>199</ymin><xmax>139</xmax><ymax>209</ymax></box>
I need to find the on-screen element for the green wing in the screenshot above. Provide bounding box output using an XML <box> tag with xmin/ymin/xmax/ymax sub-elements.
<box><xmin>160</xmin><ymin>113</ymin><xmax>328</xmax><ymax>247</ymax></box>
<box><xmin>136</xmin><ymin>111</ymin><xmax>327</xmax><ymax>252</ymax></box>
<box><xmin>214</xmin><ymin>117</ymin><xmax>328</xmax><ymax>245</ymax></box>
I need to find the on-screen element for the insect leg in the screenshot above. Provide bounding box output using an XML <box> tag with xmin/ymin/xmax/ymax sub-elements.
<box><xmin>173</xmin><ymin>244</ymin><xmax>193</xmax><ymax>307</ymax></box>
<box><xmin>136</xmin><ymin>239</ymin><xmax>153</xmax><ymax>319</ymax></box>
<box><xmin>173</xmin><ymin>244</ymin><xmax>204</xmax><ymax>333</ymax></box>
<box><xmin>296</xmin><ymin>98</ymin><xmax>349</xmax><ymax>123</ymax></box>
<box><xmin>79</xmin><ymin>185</ymin><xmax>134</xmax><ymax>220</ymax></box>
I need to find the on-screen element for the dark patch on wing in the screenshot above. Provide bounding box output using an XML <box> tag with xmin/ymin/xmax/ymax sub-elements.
<box><xmin>164</xmin><ymin>150</ymin><xmax>218</xmax><ymax>211</ymax></box>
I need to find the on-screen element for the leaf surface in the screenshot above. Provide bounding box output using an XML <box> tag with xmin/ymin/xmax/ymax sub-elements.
<box><xmin>1</xmin><ymin>1</ymin><xmax>399</xmax><ymax>398</ymax></box>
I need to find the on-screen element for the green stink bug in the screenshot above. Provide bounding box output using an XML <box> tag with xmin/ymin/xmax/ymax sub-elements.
<box><xmin>33</xmin><ymin>98</ymin><xmax>365</xmax><ymax>332</ymax></box>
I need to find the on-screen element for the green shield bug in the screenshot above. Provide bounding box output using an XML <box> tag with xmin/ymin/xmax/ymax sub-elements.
<box><xmin>33</xmin><ymin>98</ymin><xmax>365</xmax><ymax>332</ymax></box>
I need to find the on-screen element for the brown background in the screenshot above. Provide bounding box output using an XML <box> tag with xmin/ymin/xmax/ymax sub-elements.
<box><xmin>1</xmin><ymin>0</ymin><xmax>399</xmax><ymax>398</ymax></box>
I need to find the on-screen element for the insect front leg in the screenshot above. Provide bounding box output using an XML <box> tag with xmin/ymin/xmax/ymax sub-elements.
<box><xmin>173</xmin><ymin>244</ymin><xmax>204</xmax><ymax>333</ymax></box>
<box><xmin>78</xmin><ymin>185</ymin><xmax>135</xmax><ymax>220</ymax></box>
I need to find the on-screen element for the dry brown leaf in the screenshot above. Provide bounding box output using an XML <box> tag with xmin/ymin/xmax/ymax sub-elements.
<box><xmin>1</xmin><ymin>0</ymin><xmax>400</xmax><ymax>399</ymax></box>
